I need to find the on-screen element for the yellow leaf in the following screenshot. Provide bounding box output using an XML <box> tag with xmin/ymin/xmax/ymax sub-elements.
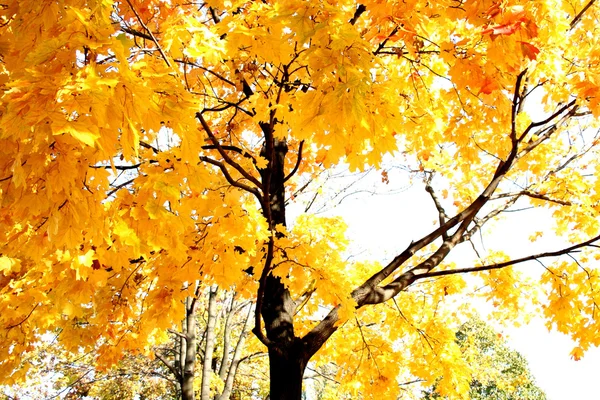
<box><xmin>0</xmin><ymin>256</ymin><xmax>20</xmax><ymax>275</ymax></box>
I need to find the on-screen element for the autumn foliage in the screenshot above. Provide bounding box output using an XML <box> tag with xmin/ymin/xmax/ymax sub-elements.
<box><xmin>2</xmin><ymin>0</ymin><xmax>600</xmax><ymax>398</ymax></box>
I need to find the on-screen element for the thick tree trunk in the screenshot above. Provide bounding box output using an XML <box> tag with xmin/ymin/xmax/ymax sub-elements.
<box><xmin>267</xmin><ymin>345</ymin><xmax>307</xmax><ymax>400</ymax></box>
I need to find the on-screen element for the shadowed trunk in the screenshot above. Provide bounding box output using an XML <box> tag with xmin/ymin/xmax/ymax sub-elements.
<box><xmin>259</xmin><ymin>133</ymin><xmax>313</xmax><ymax>399</ymax></box>
<box><xmin>262</xmin><ymin>274</ymin><xmax>309</xmax><ymax>400</ymax></box>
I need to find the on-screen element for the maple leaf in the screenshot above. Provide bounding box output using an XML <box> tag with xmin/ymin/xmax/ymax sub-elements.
<box><xmin>482</xmin><ymin>23</ymin><xmax>520</xmax><ymax>37</ymax></box>
<box><xmin>519</xmin><ymin>41</ymin><xmax>541</xmax><ymax>60</ymax></box>
<box><xmin>478</xmin><ymin>76</ymin><xmax>499</xmax><ymax>95</ymax></box>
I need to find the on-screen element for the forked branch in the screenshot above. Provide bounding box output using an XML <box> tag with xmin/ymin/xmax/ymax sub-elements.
<box><xmin>303</xmin><ymin>71</ymin><xmax>580</xmax><ymax>353</ymax></box>
<box><xmin>196</xmin><ymin>112</ymin><xmax>262</xmax><ymax>189</ymax></box>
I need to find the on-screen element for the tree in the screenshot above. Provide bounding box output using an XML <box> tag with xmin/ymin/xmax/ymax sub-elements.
<box><xmin>2</xmin><ymin>287</ymin><xmax>266</xmax><ymax>400</ymax></box>
<box><xmin>2</xmin><ymin>0</ymin><xmax>600</xmax><ymax>399</ymax></box>
<box><xmin>423</xmin><ymin>317</ymin><xmax>547</xmax><ymax>400</ymax></box>
<box><xmin>153</xmin><ymin>287</ymin><xmax>266</xmax><ymax>400</ymax></box>
<box><xmin>1</xmin><ymin>344</ymin><xmax>177</xmax><ymax>399</ymax></box>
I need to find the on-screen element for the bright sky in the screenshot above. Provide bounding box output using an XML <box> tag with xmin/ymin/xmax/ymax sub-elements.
<box><xmin>297</xmin><ymin>165</ymin><xmax>600</xmax><ymax>400</ymax></box>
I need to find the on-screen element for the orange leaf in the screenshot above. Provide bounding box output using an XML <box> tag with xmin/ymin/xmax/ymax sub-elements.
<box><xmin>482</xmin><ymin>23</ymin><xmax>519</xmax><ymax>37</ymax></box>
<box><xmin>478</xmin><ymin>77</ymin><xmax>499</xmax><ymax>95</ymax></box>
<box><xmin>519</xmin><ymin>41</ymin><xmax>540</xmax><ymax>60</ymax></box>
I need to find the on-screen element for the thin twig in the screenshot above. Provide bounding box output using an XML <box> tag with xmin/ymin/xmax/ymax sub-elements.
<box><xmin>124</xmin><ymin>0</ymin><xmax>172</xmax><ymax>68</ymax></box>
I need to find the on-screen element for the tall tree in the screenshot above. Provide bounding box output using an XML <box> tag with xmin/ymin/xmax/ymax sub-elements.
<box><xmin>2</xmin><ymin>1</ymin><xmax>600</xmax><ymax>399</ymax></box>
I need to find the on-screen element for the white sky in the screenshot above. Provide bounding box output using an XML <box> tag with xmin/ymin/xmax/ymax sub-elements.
<box><xmin>292</xmin><ymin>165</ymin><xmax>600</xmax><ymax>400</ymax></box>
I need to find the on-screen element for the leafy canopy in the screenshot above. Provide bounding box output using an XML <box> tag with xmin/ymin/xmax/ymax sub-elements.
<box><xmin>2</xmin><ymin>0</ymin><xmax>600</xmax><ymax>398</ymax></box>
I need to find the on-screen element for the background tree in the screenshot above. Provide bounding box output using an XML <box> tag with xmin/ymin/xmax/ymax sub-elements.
<box><xmin>154</xmin><ymin>287</ymin><xmax>266</xmax><ymax>400</ymax></box>
<box><xmin>423</xmin><ymin>317</ymin><xmax>547</xmax><ymax>400</ymax></box>
<box><xmin>2</xmin><ymin>1</ymin><xmax>600</xmax><ymax>400</ymax></box>
<box><xmin>1</xmin><ymin>345</ymin><xmax>176</xmax><ymax>400</ymax></box>
<box><xmin>1</xmin><ymin>287</ymin><xmax>266</xmax><ymax>400</ymax></box>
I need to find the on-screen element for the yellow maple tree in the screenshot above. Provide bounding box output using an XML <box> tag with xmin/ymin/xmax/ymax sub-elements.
<box><xmin>2</xmin><ymin>0</ymin><xmax>600</xmax><ymax>399</ymax></box>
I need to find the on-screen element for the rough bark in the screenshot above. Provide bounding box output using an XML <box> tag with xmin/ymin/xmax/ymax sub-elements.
<box><xmin>257</xmin><ymin>134</ymin><xmax>313</xmax><ymax>399</ymax></box>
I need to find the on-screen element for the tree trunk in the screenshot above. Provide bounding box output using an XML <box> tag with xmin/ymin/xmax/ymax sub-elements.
<box><xmin>200</xmin><ymin>286</ymin><xmax>218</xmax><ymax>400</ymax></box>
<box><xmin>258</xmin><ymin>133</ymin><xmax>312</xmax><ymax>399</ymax></box>
<box><xmin>182</xmin><ymin>294</ymin><xmax>200</xmax><ymax>400</ymax></box>
<box><xmin>267</xmin><ymin>344</ymin><xmax>307</xmax><ymax>400</ymax></box>
<box><xmin>217</xmin><ymin>302</ymin><xmax>253</xmax><ymax>400</ymax></box>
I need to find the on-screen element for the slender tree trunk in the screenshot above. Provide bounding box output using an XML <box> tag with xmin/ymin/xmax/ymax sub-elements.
<box><xmin>217</xmin><ymin>303</ymin><xmax>253</xmax><ymax>400</ymax></box>
<box><xmin>200</xmin><ymin>286</ymin><xmax>218</xmax><ymax>400</ymax></box>
<box><xmin>182</xmin><ymin>293</ymin><xmax>200</xmax><ymax>400</ymax></box>
<box><xmin>218</xmin><ymin>296</ymin><xmax>234</xmax><ymax>380</ymax></box>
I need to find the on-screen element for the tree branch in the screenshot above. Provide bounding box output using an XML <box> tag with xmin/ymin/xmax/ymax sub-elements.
<box><xmin>155</xmin><ymin>351</ymin><xmax>181</xmax><ymax>380</ymax></box>
<box><xmin>511</xmin><ymin>69</ymin><xmax>528</xmax><ymax>145</ymax></box>
<box><xmin>6</xmin><ymin>303</ymin><xmax>39</xmax><ymax>330</ymax></box>
<box><xmin>283</xmin><ymin>140</ymin><xmax>304</xmax><ymax>183</ymax></box>
<box><xmin>304</xmin><ymin>72</ymin><xmax>532</xmax><ymax>351</ymax></box>
<box><xmin>349</xmin><ymin>4</ymin><xmax>366</xmax><ymax>25</ymax></box>
<box><xmin>518</xmin><ymin>100</ymin><xmax>578</xmax><ymax>146</ymax></box>
<box><xmin>120</xmin><ymin>25</ymin><xmax>154</xmax><ymax>41</ymax></box>
<box><xmin>494</xmin><ymin>190</ymin><xmax>572</xmax><ymax>206</ymax></box>
<box><xmin>199</xmin><ymin>156</ymin><xmax>262</xmax><ymax>199</ymax></box>
<box><xmin>90</xmin><ymin>163</ymin><xmax>143</xmax><ymax>170</ymax></box>
<box><xmin>107</xmin><ymin>178</ymin><xmax>136</xmax><ymax>197</ymax></box>
<box><xmin>202</xmin><ymin>144</ymin><xmax>256</xmax><ymax>164</ymax></box>
<box><xmin>424</xmin><ymin>173</ymin><xmax>449</xmax><ymax>240</ymax></box>
<box><xmin>124</xmin><ymin>0</ymin><xmax>172</xmax><ymax>68</ymax></box>
<box><xmin>570</xmin><ymin>0</ymin><xmax>596</xmax><ymax>29</ymax></box>
<box><xmin>196</xmin><ymin>112</ymin><xmax>262</xmax><ymax>188</ymax></box>
<box><xmin>414</xmin><ymin>232</ymin><xmax>600</xmax><ymax>279</ymax></box>
<box><xmin>168</xmin><ymin>328</ymin><xmax>188</xmax><ymax>340</ymax></box>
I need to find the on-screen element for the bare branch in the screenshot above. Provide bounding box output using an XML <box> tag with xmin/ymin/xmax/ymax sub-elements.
<box><xmin>196</xmin><ymin>112</ymin><xmax>262</xmax><ymax>188</ymax></box>
<box><xmin>424</xmin><ymin>174</ymin><xmax>449</xmax><ymax>240</ymax></box>
<box><xmin>139</xmin><ymin>140</ymin><xmax>159</xmax><ymax>154</ymax></box>
<box><xmin>90</xmin><ymin>163</ymin><xmax>143</xmax><ymax>170</ymax></box>
<box><xmin>6</xmin><ymin>303</ymin><xmax>39</xmax><ymax>330</ymax></box>
<box><xmin>283</xmin><ymin>140</ymin><xmax>304</xmax><ymax>183</ymax></box>
<box><xmin>570</xmin><ymin>0</ymin><xmax>597</xmax><ymax>29</ymax></box>
<box><xmin>519</xmin><ymin>100</ymin><xmax>577</xmax><ymax>145</ymax></box>
<box><xmin>168</xmin><ymin>328</ymin><xmax>188</xmax><ymax>340</ymax></box>
<box><xmin>199</xmin><ymin>156</ymin><xmax>261</xmax><ymax>199</ymax></box>
<box><xmin>494</xmin><ymin>190</ymin><xmax>572</xmax><ymax>206</ymax></box>
<box><xmin>107</xmin><ymin>178</ymin><xmax>136</xmax><ymax>197</ymax></box>
<box><xmin>120</xmin><ymin>25</ymin><xmax>154</xmax><ymax>41</ymax></box>
<box><xmin>155</xmin><ymin>351</ymin><xmax>181</xmax><ymax>380</ymax></box>
<box><xmin>349</xmin><ymin>4</ymin><xmax>367</xmax><ymax>25</ymax></box>
<box><xmin>415</xmin><ymin>233</ymin><xmax>600</xmax><ymax>279</ymax></box>
<box><xmin>511</xmin><ymin>69</ymin><xmax>528</xmax><ymax>144</ymax></box>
